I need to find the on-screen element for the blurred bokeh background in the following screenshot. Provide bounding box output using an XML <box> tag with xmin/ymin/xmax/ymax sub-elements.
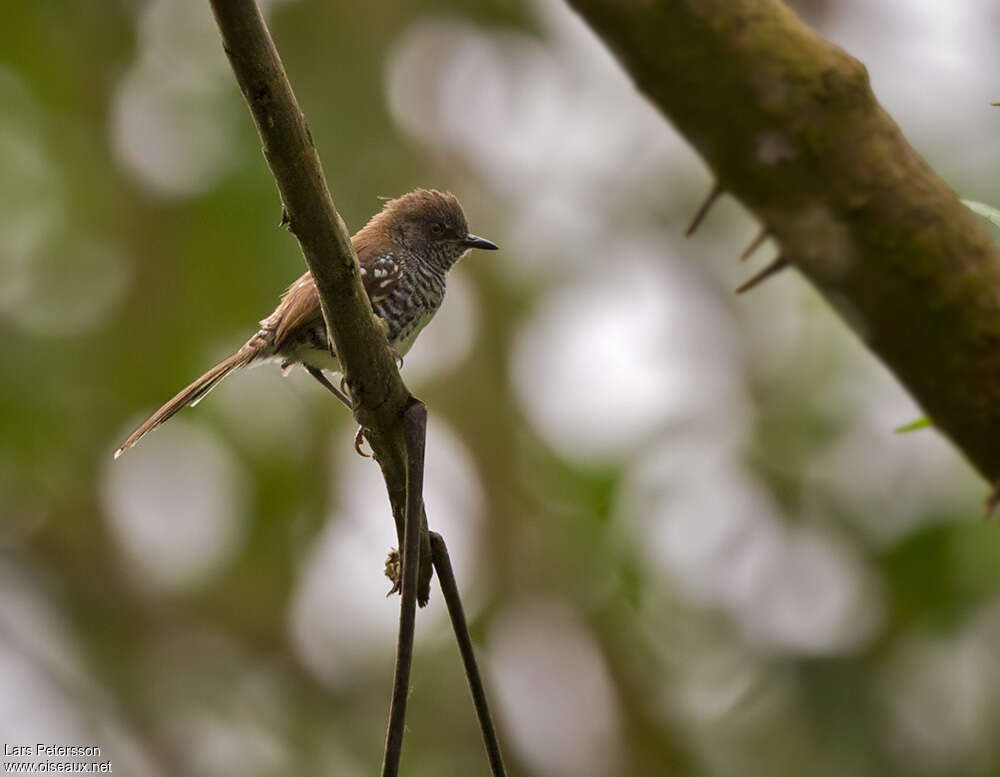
<box><xmin>2</xmin><ymin>0</ymin><xmax>1000</xmax><ymax>775</ymax></box>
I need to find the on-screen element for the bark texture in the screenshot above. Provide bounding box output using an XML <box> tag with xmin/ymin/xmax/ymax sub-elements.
<box><xmin>568</xmin><ymin>0</ymin><xmax>1000</xmax><ymax>484</ymax></box>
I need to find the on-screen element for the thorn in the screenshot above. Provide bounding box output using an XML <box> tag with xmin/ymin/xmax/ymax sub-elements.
<box><xmin>740</xmin><ymin>227</ymin><xmax>769</xmax><ymax>261</ymax></box>
<box><xmin>114</xmin><ymin>447</ymin><xmax>124</xmax><ymax>460</ymax></box>
<box><xmin>735</xmin><ymin>256</ymin><xmax>790</xmax><ymax>294</ymax></box>
<box><xmin>984</xmin><ymin>482</ymin><xmax>1000</xmax><ymax>518</ymax></box>
<box><xmin>685</xmin><ymin>182</ymin><xmax>723</xmax><ymax>237</ymax></box>
<box><xmin>279</xmin><ymin>207</ymin><xmax>290</xmax><ymax>229</ymax></box>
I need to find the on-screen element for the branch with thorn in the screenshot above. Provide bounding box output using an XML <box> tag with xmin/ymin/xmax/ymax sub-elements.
<box><xmin>684</xmin><ymin>184</ymin><xmax>788</xmax><ymax>294</ymax></box>
<box><xmin>589</xmin><ymin>0</ymin><xmax>1000</xmax><ymax>494</ymax></box>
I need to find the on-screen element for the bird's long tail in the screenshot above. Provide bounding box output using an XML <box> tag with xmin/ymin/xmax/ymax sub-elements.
<box><xmin>115</xmin><ymin>341</ymin><xmax>263</xmax><ymax>459</ymax></box>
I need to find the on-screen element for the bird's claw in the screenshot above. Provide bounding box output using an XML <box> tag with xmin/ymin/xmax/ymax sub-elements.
<box><xmin>354</xmin><ymin>426</ymin><xmax>371</xmax><ymax>457</ymax></box>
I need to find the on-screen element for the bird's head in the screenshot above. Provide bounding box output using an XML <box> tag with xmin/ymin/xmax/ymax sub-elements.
<box><xmin>358</xmin><ymin>189</ymin><xmax>498</xmax><ymax>269</ymax></box>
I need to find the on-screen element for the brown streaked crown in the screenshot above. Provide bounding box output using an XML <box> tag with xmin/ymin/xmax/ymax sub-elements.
<box><xmin>353</xmin><ymin>189</ymin><xmax>469</xmax><ymax>254</ymax></box>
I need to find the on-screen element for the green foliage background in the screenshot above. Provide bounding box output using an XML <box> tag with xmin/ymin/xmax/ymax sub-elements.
<box><xmin>2</xmin><ymin>1</ymin><xmax>1000</xmax><ymax>776</ymax></box>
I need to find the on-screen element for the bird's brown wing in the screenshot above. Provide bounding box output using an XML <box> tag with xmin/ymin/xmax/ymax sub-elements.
<box><xmin>270</xmin><ymin>271</ymin><xmax>323</xmax><ymax>352</ymax></box>
<box><xmin>268</xmin><ymin>250</ymin><xmax>403</xmax><ymax>352</ymax></box>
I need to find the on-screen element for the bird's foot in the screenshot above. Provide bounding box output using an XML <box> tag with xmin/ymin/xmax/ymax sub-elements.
<box><xmin>354</xmin><ymin>426</ymin><xmax>371</xmax><ymax>458</ymax></box>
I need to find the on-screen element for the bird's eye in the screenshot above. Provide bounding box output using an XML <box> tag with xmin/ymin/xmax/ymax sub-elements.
<box><xmin>429</xmin><ymin>222</ymin><xmax>444</xmax><ymax>235</ymax></box>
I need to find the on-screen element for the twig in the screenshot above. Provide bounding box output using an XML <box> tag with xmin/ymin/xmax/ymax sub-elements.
<box><xmin>381</xmin><ymin>400</ymin><xmax>428</xmax><ymax>777</ymax></box>
<box><xmin>208</xmin><ymin>0</ymin><xmax>433</xmax><ymax>615</ymax></box>
<box><xmin>206</xmin><ymin>3</ymin><xmax>421</xmax><ymax>547</ymax></box>
<box><xmin>430</xmin><ymin>532</ymin><xmax>508</xmax><ymax>777</ymax></box>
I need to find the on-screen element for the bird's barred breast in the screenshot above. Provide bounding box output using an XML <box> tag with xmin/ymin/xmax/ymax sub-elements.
<box><xmin>290</xmin><ymin>304</ymin><xmax>437</xmax><ymax>373</ymax></box>
<box><xmin>289</xmin><ymin>256</ymin><xmax>446</xmax><ymax>374</ymax></box>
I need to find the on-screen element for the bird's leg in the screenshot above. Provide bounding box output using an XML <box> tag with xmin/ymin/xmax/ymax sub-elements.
<box><xmin>305</xmin><ymin>366</ymin><xmax>352</xmax><ymax>408</ymax></box>
<box><xmin>306</xmin><ymin>366</ymin><xmax>371</xmax><ymax>457</ymax></box>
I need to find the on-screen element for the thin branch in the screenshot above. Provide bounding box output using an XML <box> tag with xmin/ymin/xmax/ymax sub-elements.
<box><xmin>430</xmin><ymin>532</ymin><xmax>507</xmax><ymax>777</ymax></box>
<box><xmin>381</xmin><ymin>399</ymin><xmax>427</xmax><ymax>777</ymax></box>
<box><xmin>568</xmin><ymin>0</ymin><xmax>1000</xmax><ymax>486</ymax></box>
<box><xmin>207</xmin><ymin>0</ymin><xmax>427</xmax><ymax>567</ymax></box>
<box><xmin>208</xmin><ymin>0</ymin><xmax>436</xmax><ymax>766</ymax></box>
<box><xmin>208</xmin><ymin>0</ymin><xmax>404</xmax><ymax>419</ymax></box>
<box><xmin>208</xmin><ymin>5</ymin><xmax>503</xmax><ymax>773</ymax></box>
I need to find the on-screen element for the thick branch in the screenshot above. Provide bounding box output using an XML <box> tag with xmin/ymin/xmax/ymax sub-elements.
<box><xmin>568</xmin><ymin>0</ymin><xmax>1000</xmax><ymax>484</ymax></box>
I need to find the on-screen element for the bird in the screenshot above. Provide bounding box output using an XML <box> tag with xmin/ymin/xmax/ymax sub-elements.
<box><xmin>115</xmin><ymin>189</ymin><xmax>498</xmax><ymax>459</ymax></box>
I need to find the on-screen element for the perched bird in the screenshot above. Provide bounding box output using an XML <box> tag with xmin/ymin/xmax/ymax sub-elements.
<box><xmin>115</xmin><ymin>189</ymin><xmax>497</xmax><ymax>458</ymax></box>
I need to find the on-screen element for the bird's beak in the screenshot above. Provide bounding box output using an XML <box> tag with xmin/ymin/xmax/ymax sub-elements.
<box><xmin>463</xmin><ymin>234</ymin><xmax>499</xmax><ymax>251</ymax></box>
